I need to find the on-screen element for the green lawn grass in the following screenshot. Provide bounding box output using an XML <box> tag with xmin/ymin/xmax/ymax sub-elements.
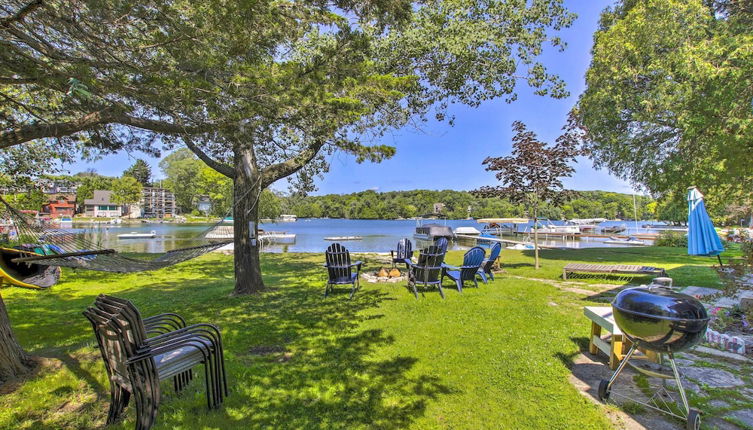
<box><xmin>0</xmin><ymin>246</ymin><xmax>724</xmax><ymax>429</ymax></box>
<box><xmin>490</xmin><ymin>246</ymin><xmax>731</xmax><ymax>288</ymax></box>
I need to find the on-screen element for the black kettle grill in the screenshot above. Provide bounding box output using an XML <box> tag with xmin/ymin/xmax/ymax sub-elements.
<box><xmin>598</xmin><ymin>285</ymin><xmax>709</xmax><ymax>430</ymax></box>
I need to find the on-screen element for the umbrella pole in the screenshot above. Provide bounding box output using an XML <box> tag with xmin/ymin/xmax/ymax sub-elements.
<box><xmin>717</xmin><ymin>255</ymin><xmax>724</xmax><ymax>267</ymax></box>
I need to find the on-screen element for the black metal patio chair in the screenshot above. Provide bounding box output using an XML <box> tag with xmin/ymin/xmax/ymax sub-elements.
<box><xmin>324</xmin><ymin>243</ymin><xmax>363</xmax><ymax>299</ymax></box>
<box><xmin>441</xmin><ymin>246</ymin><xmax>485</xmax><ymax>293</ymax></box>
<box><xmin>477</xmin><ymin>242</ymin><xmax>502</xmax><ymax>283</ymax></box>
<box><xmin>407</xmin><ymin>245</ymin><xmax>447</xmax><ymax>299</ymax></box>
<box><xmin>390</xmin><ymin>238</ymin><xmax>413</xmax><ymax>269</ymax></box>
<box><xmin>84</xmin><ymin>295</ymin><xmax>227</xmax><ymax>430</ymax></box>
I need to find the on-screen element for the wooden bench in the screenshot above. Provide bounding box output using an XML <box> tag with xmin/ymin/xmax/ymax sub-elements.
<box><xmin>584</xmin><ymin>306</ymin><xmax>627</xmax><ymax>369</ymax></box>
<box><xmin>584</xmin><ymin>306</ymin><xmax>660</xmax><ymax>369</ymax></box>
<box><xmin>563</xmin><ymin>263</ymin><xmax>666</xmax><ymax>280</ymax></box>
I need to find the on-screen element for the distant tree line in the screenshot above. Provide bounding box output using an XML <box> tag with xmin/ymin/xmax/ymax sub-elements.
<box><xmin>284</xmin><ymin>189</ymin><xmax>657</xmax><ymax>221</ymax></box>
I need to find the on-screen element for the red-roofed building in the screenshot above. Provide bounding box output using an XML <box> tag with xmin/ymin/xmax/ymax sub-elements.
<box><xmin>42</xmin><ymin>199</ymin><xmax>76</xmax><ymax>217</ymax></box>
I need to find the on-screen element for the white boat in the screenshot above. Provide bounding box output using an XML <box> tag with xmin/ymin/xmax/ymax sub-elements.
<box><xmin>530</xmin><ymin>219</ymin><xmax>580</xmax><ymax>235</ymax></box>
<box><xmin>109</xmin><ymin>218</ymin><xmax>123</xmax><ymax>225</ymax></box>
<box><xmin>279</xmin><ymin>214</ymin><xmax>297</xmax><ymax>222</ymax></box>
<box><xmin>454</xmin><ymin>226</ymin><xmax>481</xmax><ymax>236</ymax></box>
<box><xmin>507</xmin><ymin>243</ymin><xmax>535</xmax><ymax>250</ymax></box>
<box><xmin>324</xmin><ymin>236</ymin><xmax>363</xmax><ymax>241</ymax></box>
<box><xmin>603</xmin><ymin>236</ymin><xmax>647</xmax><ymax>246</ymax></box>
<box><xmin>259</xmin><ymin>231</ymin><xmax>296</xmax><ymax>244</ymax></box>
<box><xmin>477</xmin><ymin>218</ymin><xmax>529</xmax><ymax>235</ymax></box>
<box><xmin>204</xmin><ymin>226</ymin><xmax>296</xmax><ymax>244</ymax></box>
<box><xmin>118</xmin><ymin>230</ymin><xmax>157</xmax><ymax>239</ymax></box>
<box><xmin>57</xmin><ymin>216</ymin><xmax>73</xmax><ymax>228</ymax></box>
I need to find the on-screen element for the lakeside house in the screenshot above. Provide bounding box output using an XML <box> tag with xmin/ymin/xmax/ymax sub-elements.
<box><xmin>83</xmin><ymin>190</ymin><xmax>122</xmax><ymax>217</ymax></box>
<box><xmin>42</xmin><ymin>198</ymin><xmax>75</xmax><ymax>218</ymax></box>
<box><xmin>141</xmin><ymin>187</ymin><xmax>177</xmax><ymax>218</ymax></box>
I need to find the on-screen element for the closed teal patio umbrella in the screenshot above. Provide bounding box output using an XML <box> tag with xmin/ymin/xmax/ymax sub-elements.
<box><xmin>687</xmin><ymin>187</ymin><xmax>724</xmax><ymax>265</ymax></box>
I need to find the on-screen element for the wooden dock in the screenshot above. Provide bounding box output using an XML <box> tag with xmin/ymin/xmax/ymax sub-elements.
<box><xmin>454</xmin><ymin>234</ymin><xmax>561</xmax><ymax>249</ymax></box>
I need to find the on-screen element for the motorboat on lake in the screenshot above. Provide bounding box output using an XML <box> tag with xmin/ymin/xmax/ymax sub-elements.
<box><xmin>603</xmin><ymin>236</ymin><xmax>647</xmax><ymax>246</ymax></box>
<box><xmin>414</xmin><ymin>216</ymin><xmax>454</xmax><ymax>241</ymax></box>
<box><xmin>454</xmin><ymin>226</ymin><xmax>481</xmax><ymax>236</ymax></box>
<box><xmin>258</xmin><ymin>230</ymin><xmax>296</xmax><ymax>244</ymax></box>
<box><xmin>507</xmin><ymin>242</ymin><xmax>535</xmax><ymax>250</ymax></box>
<box><xmin>477</xmin><ymin>218</ymin><xmax>528</xmax><ymax>236</ymax></box>
<box><xmin>204</xmin><ymin>226</ymin><xmax>296</xmax><ymax>244</ymax></box>
<box><xmin>56</xmin><ymin>216</ymin><xmax>73</xmax><ymax>228</ymax></box>
<box><xmin>118</xmin><ymin>230</ymin><xmax>157</xmax><ymax>239</ymax></box>
<box><xmin>528</xmin><ymin>219</ymin><xmax>580</xmax><ymax>235</ymax></box>
<box><xmin>601</xmin><ymin>224</ymin><xmax>627</xmax><ymax>234</ymax></box>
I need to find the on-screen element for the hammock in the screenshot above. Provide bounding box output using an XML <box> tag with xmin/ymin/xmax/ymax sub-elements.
<box><xmin>0</xmin><ymin>196</ymin><xmax>231</xmax><ymax>273</ymax></box>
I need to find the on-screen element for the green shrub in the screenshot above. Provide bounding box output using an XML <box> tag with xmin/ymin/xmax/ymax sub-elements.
<box><xmin>654</xmin><ymin>230</ymin><xmax>688</xmax><ymax>247</ymax></box>
<box><xmin>740</xmin><ymin>240</ymin><xmax>753</xmax><ymax>264</ymax></box>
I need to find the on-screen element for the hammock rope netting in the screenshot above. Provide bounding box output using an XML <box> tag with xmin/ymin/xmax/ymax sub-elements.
<box><xmin>0</xmin><ymin>196</ymin><xmax>231</xmax><ymax>273</ymax></box>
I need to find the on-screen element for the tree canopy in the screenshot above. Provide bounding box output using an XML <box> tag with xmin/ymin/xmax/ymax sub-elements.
<box><xmin>577</xmin><ymin>0</ymin><xmax>753</xmax><ymax>200</ymax></box>
<box><xmin>1</xmin><ymin>0</ymin><xmax>579</xmax><ymax>295</ymax></box>
<box><xmin>123</xmin><ymin>159</ymin><xmax>151</xmax><ymax>186</ymax></box>
<box><xmin>287</xmin><ymin>189</ymin><xmax>655</xmax><ymax>221</ymax></box>
<box><xmin>110</xmin><ymin>175</ymin><xmax>142</xmax><ymax>205</ymax></box>
<box><xmin>473</xmin><ymin>120</ymin><xmax>582</xmax><ymax>268</ymax></box>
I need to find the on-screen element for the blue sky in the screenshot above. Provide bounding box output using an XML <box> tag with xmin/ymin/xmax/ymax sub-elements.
<box><xmin>69</xmin><ymin>0</ymin><xmax>633</xmax><ymax>195</ymax></box>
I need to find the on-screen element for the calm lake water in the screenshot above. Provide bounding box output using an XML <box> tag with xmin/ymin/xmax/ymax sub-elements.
<box><xmin>70</xmin><ymin>218</ymin><xmax>666</xmax><ymax>254</ymax></box>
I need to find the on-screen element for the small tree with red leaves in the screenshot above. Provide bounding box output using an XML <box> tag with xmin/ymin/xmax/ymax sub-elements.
<box><xmin>474</xmin><ymin>118</ymin><xmax>583</xmax><ymax>269</ymax></box>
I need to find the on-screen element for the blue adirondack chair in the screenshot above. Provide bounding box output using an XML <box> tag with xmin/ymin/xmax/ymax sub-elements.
<box><xmin>390</xmin><ymin>238</ymin><xmax>413</xmax><ymax>269</ymax></box>
<box><xmin>441</xmin><ymin>246</ymin><xmax>485</xmax><ymax>293</ymax></box>
<box><xmin>407</xmin><ymin>245</ymin><xmax>446</xmax><ymax>299</ymax></box>
<box><xmin>324</xmin><ymin>243</ymin><xmax>363</xmax><ymax>299</ymax></box>
<box><xmin>433</xmin><ymin>237</ymin><xmax>449</xmax><ymax>253</ymax></box>
<box><xmin>477</xmin><ymin>242</ymin><xmax>502</xmax><ymax>283</ymax></box>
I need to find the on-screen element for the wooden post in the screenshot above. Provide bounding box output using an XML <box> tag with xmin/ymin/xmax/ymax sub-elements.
<box><xmin>610</xmin><ymin>335</ymin><xmax>624</xmax><ymax>369</ymax></box>
<box><xmin>589</xmin><ymin>321</ymin><xmax>601</xmax><ymax>355</ymax></box>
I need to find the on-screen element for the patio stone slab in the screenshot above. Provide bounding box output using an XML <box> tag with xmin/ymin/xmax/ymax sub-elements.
<box><xmin>679</xmin><ymin>366</ymin><xmax>745</xmax><ymax>388</ymax></box>
<box><xmin>680</xmin><ymin>286</ymin><xmax>721</xmax><ymax>298</ymax></box>
<box><xmin>726</xmin><ymin>409</ymin><xmax>753</xmax><ymax>428</ymax></box>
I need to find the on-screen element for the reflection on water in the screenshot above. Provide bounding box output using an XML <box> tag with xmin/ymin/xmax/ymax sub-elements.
<box><xmin>66</xmin><ymin>219</ymin><xmax>661</xmax><ymax>254</ymax></box>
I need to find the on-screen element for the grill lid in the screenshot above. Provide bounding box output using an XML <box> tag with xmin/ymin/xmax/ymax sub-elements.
<box><xmin>613</xmin><ymin>286</ymin><xmax>709</xmax><ymax>321</ymax></box>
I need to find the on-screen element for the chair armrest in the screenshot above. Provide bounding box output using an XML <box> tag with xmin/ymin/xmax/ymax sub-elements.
<box><xmin>146</xmin><ymin>323</ymin><xmax>223</xmax><ymax>351</ymax></box>
<box><xmin>128</xmin><ymin>339</ymin><xmax>211</xmax><ymax>365</ymax></box>
<box><xmin>352</xmin><ymin>261</ymin><xmax>363</xmax><ymax>273</ymax></box>
<box><xmin>442</xmin><ymin>264</ymin><xmax>460</xmax><ymax>270</ymax></box>
<box><xmin>144</xmin><ymin>313</ymin><xmax>187</xmax><ymax>335</ymax></box>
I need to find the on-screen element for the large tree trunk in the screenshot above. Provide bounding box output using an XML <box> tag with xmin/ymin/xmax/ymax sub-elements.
<box><xmin>0</xmin><ymin>293</ymin><xmax>33</xmax><ymax>383</ymax></box>
<box><xmin>232</xmin><ymin>147</ymin><xmax>265</xmax><ymax>295</ymax></box>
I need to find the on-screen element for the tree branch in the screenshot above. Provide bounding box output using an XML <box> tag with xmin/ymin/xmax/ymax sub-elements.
<box><xmin>260</xmin><ymin>139</ymin><xmax>326</xmax><ymax>188</ymax></box>
<box><xmin>183</xmin><ymin>138</ymin><xmax>235</xmax><ymax>178</ymax></box>
<box><xmin>0</xmin><ymin>76</ymin><xmax>38</xmax><ymax>84</ymax></box>
<box><xmin>0</xmin><ymin>108</ymin><xmax>217</xmax><ymax>149</ymax></box>
<box><xmin>0</xmin><ymin>107</ymin><xmax>117</xmax><ymax>149</ymax></box>
<box><xmin>0</xmin><ymin>0</ymin><xmax>43</xmax><ymax>28</ymax></box>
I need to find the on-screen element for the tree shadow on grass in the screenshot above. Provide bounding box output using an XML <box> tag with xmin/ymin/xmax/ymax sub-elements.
<box><xmin>4</xmin><ymin>253</ymin><xmax>453</xmax><ymax>429</ymax></box>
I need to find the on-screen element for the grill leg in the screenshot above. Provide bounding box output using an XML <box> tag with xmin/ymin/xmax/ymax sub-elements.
<box><xmin>668</xmin><ymin>352</ymin><xmax>691</xmax><ymax>417</ymax></box>
<box><xmin>606</xmin><ymin>343</ymin><xmax>639</xmax><ymax>391</ymax></box>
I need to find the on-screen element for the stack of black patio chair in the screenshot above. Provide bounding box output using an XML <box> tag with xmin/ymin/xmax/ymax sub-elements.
<box><xmin>83</xmin><ymin>294</ymin><xmax>228</xmax><ymax>430</ymax></box>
